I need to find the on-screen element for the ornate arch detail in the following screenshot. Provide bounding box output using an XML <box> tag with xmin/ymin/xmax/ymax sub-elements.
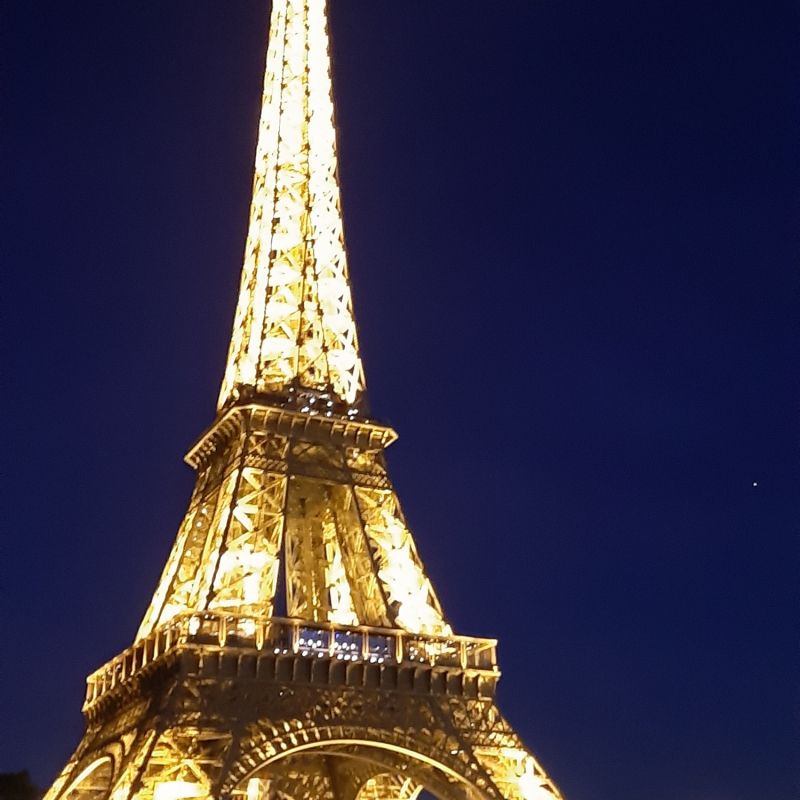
<box><xmin>225</xmin><ymin>723</ymin><xmax>504</xmax><ymax>800</ymax></box>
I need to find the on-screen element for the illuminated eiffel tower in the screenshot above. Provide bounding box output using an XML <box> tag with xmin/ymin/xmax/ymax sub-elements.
<box><xmin>45</xmin><ymin>3</ymin><xmax>564</xmax><ymax>800</ymax></box>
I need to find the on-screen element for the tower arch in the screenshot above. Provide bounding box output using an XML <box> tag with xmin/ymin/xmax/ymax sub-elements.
<box><xmin>231</xmin><ymin>738</ymin><xmax>486</xmax><ymax>800</ymax></box>
<box><xmin>61</xmin><ymin>758</ymin><xmax>114</xmax><ymax>800</ymax></box>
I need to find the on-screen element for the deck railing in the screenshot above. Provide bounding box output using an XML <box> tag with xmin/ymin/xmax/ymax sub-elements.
<box><xmin>84</xmin><ymin>612</ymin><xmax>497</xmax><ymax>709</ymax></box>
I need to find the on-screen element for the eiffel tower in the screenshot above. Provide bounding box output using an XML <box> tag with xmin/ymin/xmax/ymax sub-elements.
<box><xmin>45</xmin><ymin>4</ymin><xmax>564</xmax><ymax>800</ymax></box>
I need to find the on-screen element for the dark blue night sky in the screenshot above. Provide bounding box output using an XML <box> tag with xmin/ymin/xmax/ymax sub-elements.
<box><xmin>3</xmin><ymin>3</ymin><xmax>797</xmax><ymax>799</ymax></box>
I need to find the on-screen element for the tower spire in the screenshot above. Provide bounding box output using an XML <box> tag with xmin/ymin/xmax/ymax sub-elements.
<box><xmin>219</xmin><ymin>0</ymin><xmax>365</xmax><ymax>412</ymax></box>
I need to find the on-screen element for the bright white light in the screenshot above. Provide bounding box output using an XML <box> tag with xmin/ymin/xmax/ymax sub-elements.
<box><xmin>246</xmin><ymin>779</ymin><xmax>268</xmax><ymax>800</ymax></box>
<box><xmin>153</xmin><ymin>781</ymin><xmax>205</xmax><ymax>800</ymax></box>
<box><xmin>516</xmin><ymin>754</ymin><xmax>555</xmax><ymax>800</ymax></box>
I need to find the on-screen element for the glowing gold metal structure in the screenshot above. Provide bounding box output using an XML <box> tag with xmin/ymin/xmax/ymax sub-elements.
<box><xmin>219</xmin><ymin>0</ymin><xmax>364</xmax><ymax>410</ymax></box>
<box><xmin>45</xmin><ymin>3</ymin><xmax>565</xmax><ymax>800</ymax></box>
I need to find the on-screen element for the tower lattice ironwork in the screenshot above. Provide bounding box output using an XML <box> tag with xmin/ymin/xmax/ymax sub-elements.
<box><xmin>45</xmin><ymin>4</ymin><xmax>565</xmax><ymax>800</ymax></box>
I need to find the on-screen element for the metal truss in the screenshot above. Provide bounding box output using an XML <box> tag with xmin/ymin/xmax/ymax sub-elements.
<box><xmin>219</xmin><ymin>0</ymin><xmax>364</xmax><ymax>410</ymax></box>
<box><xmin>46</xmin><ymin>2</ymin><xmax>567</xmax><ymax>800</ymax></box>
<box><xmin>136</xmin><ymin>406</ymin><xmax>448</xmax><ymax>639</ymax></box>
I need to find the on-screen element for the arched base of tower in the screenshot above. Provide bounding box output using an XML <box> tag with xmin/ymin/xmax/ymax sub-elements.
<box><xmin>45</xmin><ymin>651</ymin><xmax>561</xmax><ymax>800</ymax></box>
